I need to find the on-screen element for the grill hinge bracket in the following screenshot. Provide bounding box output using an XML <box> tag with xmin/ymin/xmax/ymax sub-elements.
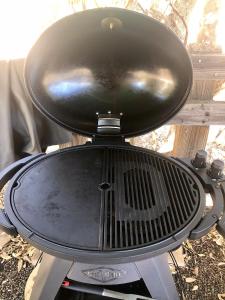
<box><xmin>97</xmin><ymin>114</ymin><xmax>121</xmax><ymax>134</ymax></box>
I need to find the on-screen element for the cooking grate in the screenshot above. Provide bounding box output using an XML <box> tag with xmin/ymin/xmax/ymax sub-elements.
<box><xmin>102</xmin><ymin>148</ymin><xmax>200</xmax><ymax>250</ymax></box>
<box><xmin>6</xmin><ymin>144</ymin><xmax>203</xmax><ymax>260</ymax></box>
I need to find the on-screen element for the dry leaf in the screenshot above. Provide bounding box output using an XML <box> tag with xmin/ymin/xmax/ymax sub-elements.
<box><xmin>198</xmin><ymin>254</ymin><xmax>205</xmax><ymax>257</ymax></box>
<box><xmin>185</xmin><ymin>256</ymin><xmax>191</xmax><ymax>262</ymax></box>
<box><xmin>209</xmin><ymin>253</ymin><xmax>215</xmax><ymax>259</ymax></box>
<box><xmin>17</xmin><ymin>259</ymin><xmax>23</xmax><ymax>272</ymax></box>
<box><xmin>10</xmin><ymin>237</ymin><xmax>18</xmax><ymax>242</ymax></box>
<box><xmin>216</xmin><ymin>236</ymin><xmax>224</xmax><ymax>246</ymax></box>
<box><xmin>181</xmin><ymin>291</ymin><xmax>186</xmax><ymax>300</ymax></box>
<box><xmin>2</xmin><ymin>279</ymin><xmax>8</xmax><ymax>284</ymax></box>
<box><xmin>193</xmin><ymin>267</ymin><xmax>199</xmax><ymax>276</ymax></box>
<box><xmin>27</xmin><ymin>247</ymin><xmax>36</xmax><ymax>257</ymax></box>
<box><xmin>186</xmin><ymin>241</ymin><xmax>193</xmax><ymax>250</ymax></box>
<box><xmin>169</xmin><ymin>264</ymin><xmax>177</xmax><ymax>274</ymax></box>
<box><xmin>192</xmin><ymin>285</ymin><xmax>198</xmax><ymax>291</ymax></box>
<box><xmin>0</xmin><ymin>232</ymin><xmax>11</xmax><ymax>250</ymax></box>
<box><xmin>12</xmin><ymin>251</ymin><xmax>22</xmax><ymax>258</ymax></box>
<box><xmin>218</xmin><ymin>262</ymin><xmax>225</xmax><ymax>267</ymax></box>
<box><xmin>185</xmin><ymin>277</ymin><xmax>196</xmax><ymax>283</ymax></box>
<box><xmin>0</xmin><ymin>252</ymin><xmax>11</xmax><ymax>260</ymax></box>
<box><xmin>218</xmin><ymin>293</ymin><xmax>225</xmax><ymax>300</ymax></box>
<box><xmin>22</xmin><ymin>255</ymin><xmax>32</xmax><ymax>264</ymax></box>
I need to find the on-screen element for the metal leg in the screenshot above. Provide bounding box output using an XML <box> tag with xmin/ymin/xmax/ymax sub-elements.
<box><xmin>29</xmin><ymin>253</ymin><xmax>74</xmax><ymax>300</ymax></box>
<box><xmin>27</xmin><ymin>252</ymin><xmax>179</xmax><ymax>300</ymax></box>
<box><xmin>135</xmin><ymin>254</ymin><xmax>179</xmax><ymax>300</ymax></box>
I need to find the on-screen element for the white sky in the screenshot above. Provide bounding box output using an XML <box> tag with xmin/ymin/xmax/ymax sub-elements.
<box><xmin>0</xmin><ymin>0</ymin><xmax>73</xmax><ymax>59</ymax></box>
<box><xmin>0</xmin><ymin>0</ymin><xmax>224</xmax><ymax>60</ymax></box>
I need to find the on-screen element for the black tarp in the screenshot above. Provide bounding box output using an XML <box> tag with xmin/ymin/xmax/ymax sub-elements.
<box><xmin>0</xmin><ymin>59</ymin><xmax>71</xmax><ymax>169</ymax></box>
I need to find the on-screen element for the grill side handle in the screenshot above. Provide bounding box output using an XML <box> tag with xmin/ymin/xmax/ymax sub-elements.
<box><xmin>0</xmin><ymin>153</ymin><xmax>45</xmax><ymax>236</ymax></box>
<box><xmin>0</xmin><ymin>154</ymin><xmax>44</xmax><ymax>190</ymax></box>
<box><xmin>174</xmin><ymin>157</ymin><xmax>224</xmax><ymax>240</ymax></box>
<box><xmin>190</xmin><ymin>184</ymin><xmax>224</xmax><ymax>239</ymax></box>
<box><xmin>0</xmin><ymin>209</ymin><xmax>17</xmax><ymax>236</ymax></box>
<box><xmin>216</xmin><ymin>183</ymin><xmax>225</xmax><ymax>238</ymax></box>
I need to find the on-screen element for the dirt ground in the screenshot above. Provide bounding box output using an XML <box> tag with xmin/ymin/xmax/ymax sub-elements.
<box><xmin>0</xmin><ymin>258</ymin><xmax>33</xmax><ymax>300</ymax></box>
<box><xmin>1</xmin><ymin>228</ymin><xmax>225</xmax><ymax>300</ymax></box>
<box><xmin>177</xmin><ymin>230</ymin><xmax>225</xmax><ymax>300</ymax></box>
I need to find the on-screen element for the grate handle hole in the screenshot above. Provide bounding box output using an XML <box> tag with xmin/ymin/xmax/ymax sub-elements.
<box><xmin>99</xmin><ymin>182</ymin><xmax>111</xmax><ymax>191</ymax></box>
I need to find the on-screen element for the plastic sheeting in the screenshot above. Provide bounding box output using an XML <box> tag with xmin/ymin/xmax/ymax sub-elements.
<box><xmin>0</xmin><ymin>59</ymin><xmax>71</xmax><ymax>169</ymax></box>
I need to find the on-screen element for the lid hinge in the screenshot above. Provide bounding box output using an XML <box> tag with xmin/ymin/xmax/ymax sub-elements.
<box><xmin>97</xmin><ymin>114</ymin><xmax>121</xmax><ymax>134</ymax></box>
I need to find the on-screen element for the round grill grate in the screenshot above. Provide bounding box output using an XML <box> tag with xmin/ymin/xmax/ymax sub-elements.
<box><xmin>101</xmin><ymin>147</ymin><xmax>201</xmax><ymax>250</ymax></box>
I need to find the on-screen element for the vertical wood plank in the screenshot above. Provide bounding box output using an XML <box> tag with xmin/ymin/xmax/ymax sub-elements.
<box><xmin>172</xmin><ymin>77</ymin><xmax>214</xmax><ymax>158</ymax></box>
<box><xmin>59</xmin><ymin>134</ymin><xmax>87</xmax><ymax>149</ymax></box>
<box><xmin>172</xmin><ymin>125</ymin><xmax>209</xmax><ymax>158</ymax></box>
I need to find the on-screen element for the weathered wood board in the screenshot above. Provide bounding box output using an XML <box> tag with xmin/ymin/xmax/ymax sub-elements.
<box><xmin>169</xmin><ymin>103</ymin><xmax>225</xmax><ymax>125</ymax></box>
<box><xmin>170</xmin><ymin>54</ymin><xmax>225</xmax><ymax>125</ymax></box>
<box><xmin>192</xmin><ymin>54</ymin><xmax>225</xmax><ymax>80</ymax></box>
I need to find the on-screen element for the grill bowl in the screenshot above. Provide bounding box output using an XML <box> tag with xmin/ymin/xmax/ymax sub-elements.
<box><xmin>4</xmin><ymin>144</ymin><xmax>205</xmax><ymax>263</ymax></box>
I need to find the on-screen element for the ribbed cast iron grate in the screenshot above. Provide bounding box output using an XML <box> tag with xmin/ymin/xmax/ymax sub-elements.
<box><xmin>101</xmin><ymin>148</ymin><xmax>200</xmax><ymax>250</ymax></box>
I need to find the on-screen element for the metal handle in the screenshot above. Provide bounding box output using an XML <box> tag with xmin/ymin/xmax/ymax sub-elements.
<box><xmin>190</xmin><ymin>185</ymin><xmax>224</xmax><ymax>239</ymax></box>
<box><xmin>0</xmin><ymin>154</ymin><xmax>44</xmax><ymax>190</ymax></box>
<box><xmin>0</xmin><ymin>209</ymin><xmax>17</xmax><ymax>236</ymax></box>
<box><xmin>216</xmin><ymin>183</ymin><xmax>225</xmax><ymax>237</ymax></box>
<box><xmin>0</xmin><ymin>153</ymin><xmax>45</xmax><ymax>236</ymax></box>
<box><xmin>62</xmin><ymin>281</ymin><xmax>154</xmax><ymax>300</ymax></box>
<box><xmin>63</xmin><ymin>280</ymin><xmax>103</xmax><ymax>296</ymax></box>
<box><xmin>174</xmin><ymin>157</ymin><xmax>225</xmax><ymax>240</ymax></box>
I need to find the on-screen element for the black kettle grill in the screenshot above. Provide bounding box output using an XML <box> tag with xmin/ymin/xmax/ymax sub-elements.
<box><xmin>0</xmin><ymin>7</ymin><xmax>225</xmax><ymax>300</ymax></box>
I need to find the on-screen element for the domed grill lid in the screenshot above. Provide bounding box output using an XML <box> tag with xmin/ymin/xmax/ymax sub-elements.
<box><xmin>25</xmin><ymin>7</ymin><xmax>192</xmax><ymax>137</ymax></box>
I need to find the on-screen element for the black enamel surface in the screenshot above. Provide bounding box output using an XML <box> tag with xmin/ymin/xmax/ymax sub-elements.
<box><xmin>6</xmin><ymin>145</ymin><xmax>204</xmax><ymax>257</ymax></box>
<box><xmin>25</xmin><ymin>8</ymin><xmax>192</xmax><ymax>137</ymax></box>
<box><xmin>12</xmin><ymin>148</ymin><xmax>104</xmax><ymax>249</ymax></box>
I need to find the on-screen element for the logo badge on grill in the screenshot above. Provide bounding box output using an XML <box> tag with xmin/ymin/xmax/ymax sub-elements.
<box><xmin>82</xmin><ymin>267</ymin><xmax>126</xmax><ymax>283</ymax></box>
